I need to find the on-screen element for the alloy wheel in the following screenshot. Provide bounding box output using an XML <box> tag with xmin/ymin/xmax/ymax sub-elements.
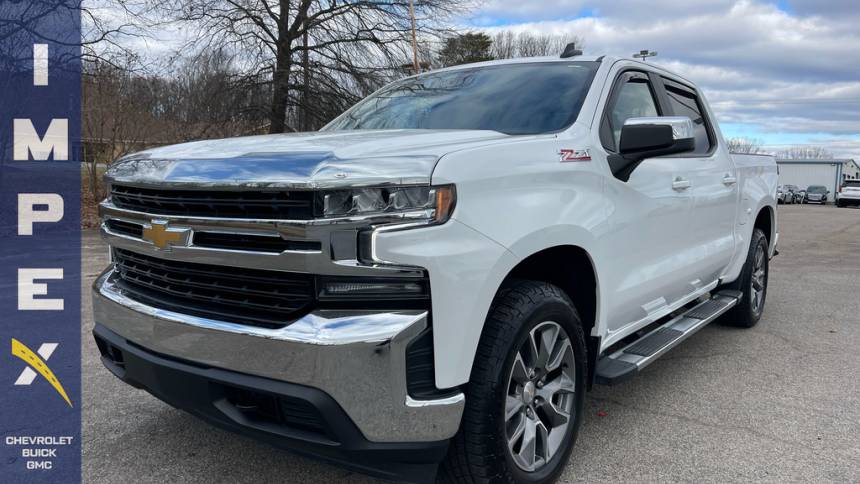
<box><xmin>750</xmin><ymin>243</ymin><xmax>767</xmax><ymax>316</ymax></box>
<box><xmin>504</xmin><ymin>321</ymin><xmax>576</xmax><ymax>472</ymax></box>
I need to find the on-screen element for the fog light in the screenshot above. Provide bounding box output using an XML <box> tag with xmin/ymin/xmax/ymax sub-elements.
<box><xmin>317</xmin><ymin>276</ymin><xmax>429</xmax><ymax>302</ymax></box>
<box><xmin>323</xmin><ymin>281</ymin><xmax>424</xmax><ymax>296</ymax></box>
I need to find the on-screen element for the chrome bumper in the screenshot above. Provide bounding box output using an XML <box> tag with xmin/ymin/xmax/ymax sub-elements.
<box><xmin>92</xmin><ymin>268</ymin><xmax>464</xmax><ymax>443</ymax></box>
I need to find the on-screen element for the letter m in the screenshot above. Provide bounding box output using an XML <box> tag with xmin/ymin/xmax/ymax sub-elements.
<box><xmin>13</xmin><ymin>119</ymin><xmax>68</xmax><ymax>160</ymax></box>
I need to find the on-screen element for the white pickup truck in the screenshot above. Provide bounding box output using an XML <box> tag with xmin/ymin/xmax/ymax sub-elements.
<box><xmin>92</xmin><ymin>51</ymin><xmax>778</xmax><ymax>484</ymax></box>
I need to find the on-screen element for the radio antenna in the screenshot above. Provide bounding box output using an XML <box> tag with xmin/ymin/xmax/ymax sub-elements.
<box><xmin>633</xmin><ymin>49</ymin><xmax>658</xmax><ymax>62</ymax></box>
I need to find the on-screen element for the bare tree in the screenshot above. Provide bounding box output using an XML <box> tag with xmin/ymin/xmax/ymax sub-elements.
<box><xmin>82</xmin><ymin>53</ymin><xmax>155</xmax><ymax>202</ymax></box>
<box><xmin>727</xmin><ymin>137</ymin><xmax>765</xmax><ymax>154</ymax></box>
<box><xmin>0</xmin><ymin>1</ymin><xmax>131</xmax><ymax>150</ymax></box>
<box><xmin>138</xmin><ymin>0</ymin><xmax>466</xmax><ymax>133</ymax></box>
<box><xmin>776</xmin><ymin>145</ymin><xmax>835</xmax><ymax>160</ymax></box>
<box><xmin>490</xmin><ymin>30</ymin><xmax>583</xmax><ymax>59</ymax></box>
<box><xmin>81</xmin><ymin>49</ymin><xmax>270</xmax><ymax>202</ymax></box>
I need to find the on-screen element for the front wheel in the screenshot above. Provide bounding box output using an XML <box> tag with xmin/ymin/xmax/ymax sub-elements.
<box><xmin>441</xmin><ymin>281</ymin><xmax>586</xmax><ymax>484</ymax></box>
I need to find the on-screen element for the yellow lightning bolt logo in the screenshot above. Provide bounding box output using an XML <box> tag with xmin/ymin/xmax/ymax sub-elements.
<box><xmin>11</xmin><ymin>338</ymin><xmax>73</xmax><ymax>407</ymax></box>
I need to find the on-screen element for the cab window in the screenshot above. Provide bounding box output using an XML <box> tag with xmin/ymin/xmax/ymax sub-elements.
<box><xmin>662</xmin><ymin>80</ymin><xmax>713</xmax><ymax>154</ymax></box>
<box><xmin>601</xmin><ymin>72</ymin><xmax>659</xmax><ymax>152</ymax></box>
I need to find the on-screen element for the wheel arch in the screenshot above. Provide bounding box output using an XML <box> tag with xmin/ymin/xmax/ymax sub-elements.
<box><xmin>498</xmin><ymin>245</ymin><xmax>602</xmax><ymax>389</ymax></box>
<box><xmin>754</xmin><ymin>205</ymin><xmax>775</xmax><ymax>249</ymax></box>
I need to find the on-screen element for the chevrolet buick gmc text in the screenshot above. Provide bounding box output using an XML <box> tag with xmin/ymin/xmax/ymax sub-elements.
<box><xmin>92</xmin><ymin>52</ymin><xmax>778</xmax><ymax>484</ymax></box>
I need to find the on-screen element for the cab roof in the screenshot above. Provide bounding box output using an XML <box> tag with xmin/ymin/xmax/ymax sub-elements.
<box><xmin>424</xmin><ymin>55</ymin><xmax>697</xmax><ymax>87</ymax></box>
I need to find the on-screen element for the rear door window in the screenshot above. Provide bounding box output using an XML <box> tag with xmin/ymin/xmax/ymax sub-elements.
<box><xmin>662</xmin><ymin>79</ymin><xmax>713</xmax><ymax>155</ymax></box>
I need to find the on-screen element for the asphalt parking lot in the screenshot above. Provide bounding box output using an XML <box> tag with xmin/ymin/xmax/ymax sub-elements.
<box><xmin>82</xmin><ymin>204</ymin><xmax>860</xmax><ymax>483</ymax></box>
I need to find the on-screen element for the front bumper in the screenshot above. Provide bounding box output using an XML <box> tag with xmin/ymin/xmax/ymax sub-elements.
<box><xmin>92</xmin><ymin>267</ymin><xmax>464</xmax><ymax>450</ymax></box>
<box><xmin>93</xmin><ymin>324</ymin><xmax>447</xmax><ymax>483</ymax></box>
<box><xmin>837</xmin><ymin>194</ymin><xmax>860</xmax><ymax>205</ymax></box>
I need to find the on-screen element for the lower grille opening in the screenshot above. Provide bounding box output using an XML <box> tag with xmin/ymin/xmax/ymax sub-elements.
<box><xmin>223</xmin><ymin>385</ymin><xmax>332</xmax><ymax>439</ymax></box>
<box><xmin>110</xmin><ymin>248</ymin><xmax>430</xmax><ymax>329</ymax></box>
<box><xmin>405</xmin><ymin>328</ymin><xmax>439</xmax><ymax>399</ymax></box>
<box><xmin>405</xmin><ymin>328</ymin><xmax>462</xmax><ymax>400</ymax></box>
<box><xmin>112</xmin><ymin>248</ymin><xmax>315</xmax><ymax>328</ymax></box>
<box><xmin>94</xmin><ymin>335</ymin><xmax>126</xmax><ymax>369</ymax></box>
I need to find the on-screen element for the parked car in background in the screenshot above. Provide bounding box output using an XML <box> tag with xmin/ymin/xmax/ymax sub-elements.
<box><xmin>804</xmin><ymin>185</ymin><xmax>829</xmax><ymax>204</ymax></box>
<box><xmin>796</xmin><ymin>187</ymin><xmax>807</xmax><ymax>204</ymax></box>
<box><xmin>777</xmin><ymin>185</ymin><xmax>799</xmax><ymax>204</ymax></box>
<box><xmin>777</xmin><ymin>185</ymin><xmax>789</xmax><ymax>204</ymax></box>
<box><xmin>836</xmin><ymin>180</ymin><xmax>860</xmax><ymax>207</ymax></box>
<box><xmin>787</xmin><ymin>184</ymin><xmax>803</xmax><ymax>204</ymax></box>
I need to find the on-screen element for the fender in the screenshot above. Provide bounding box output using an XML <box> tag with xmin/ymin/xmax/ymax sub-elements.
<box><xmin>504</xmin><ymin>225</ymin><xmax>605</xmax><ymax>339</ymax></box>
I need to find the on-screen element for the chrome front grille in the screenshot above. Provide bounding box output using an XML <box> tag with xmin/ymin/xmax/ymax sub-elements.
<box><xmin>105</xmin><ymin>219</ymin><xmax>143</xmax><ymax>238</ymax></box>
<box><xmin>100</xmin><ymin>183</ymin><xmax>430</xmax><ymax>329</ymax></box>
<box><xmin>112</xmin><ymin>248</ymin><xmax>315</xmax><ymax>328</ymax></box>
<box><xmin>104</xmin><ymin>218</ymin><xmax>323</xmax><ymax>254</ymax></box>
<box><xmin>190</xmin><ymin>232</ymin><xmax>322</xmax><ymax>253</ymax></box>
<box><xmin>110</xmin><ymin>184</ymin><xmax>315</xmax><ymax>220</ymax></box>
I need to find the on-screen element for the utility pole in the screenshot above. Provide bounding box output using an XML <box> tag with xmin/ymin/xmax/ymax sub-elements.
<box><xmin>302</xmin><ymin>27</ymin><xmax>310</xmax><ymax>131</ymax></box>
<box><xmin>409</xmin><ymin>0</ymin><xmax>420</xmax><ymax>74</ymax></box>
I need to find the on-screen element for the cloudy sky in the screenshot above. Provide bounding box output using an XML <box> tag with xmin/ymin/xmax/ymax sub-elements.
<box><xmin>462</xmin><ymin>0</ymin><xmax>860</xmax><ymax>159</ymax></box>
<box><xmin>92</xmin><ymin>0</ymin><xmax>859</xmax><ymax>159</ymax></box>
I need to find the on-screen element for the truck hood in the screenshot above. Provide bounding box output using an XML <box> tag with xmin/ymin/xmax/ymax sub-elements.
<box><xmin>107</xmin><ymin>129</ymin><xmax>515</xmax><ymax>189</ymax></box>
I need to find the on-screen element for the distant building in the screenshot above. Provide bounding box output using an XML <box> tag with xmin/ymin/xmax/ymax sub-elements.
<box><xmin>843</xmin><ymin>159</ymin><xmax>860</xmax><ymax>181</ymax></box>
<box><xmin>775</xmin><ymin>159</ymin><xmax>855</xmax><ymax>202</ymax></box>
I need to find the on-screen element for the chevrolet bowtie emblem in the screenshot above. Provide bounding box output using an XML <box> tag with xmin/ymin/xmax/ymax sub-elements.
<box><xmin>142</xmin><ymin>220</ymin><xmax>190</xmax><ymax>250</ymax></box>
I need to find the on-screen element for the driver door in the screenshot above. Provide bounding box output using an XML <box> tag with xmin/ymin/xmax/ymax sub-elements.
<box><xmin>598</xmin><ymin>70</ymin><xmax>699</xmax><ymax>339</ymax></box>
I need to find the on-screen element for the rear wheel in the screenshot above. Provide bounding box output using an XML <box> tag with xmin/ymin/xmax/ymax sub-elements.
<box><xmin>441</xmin><ymin>281</ymin><xmax>586</xmax><ymax>484</ymax></box>
<box><xmin>719</xmin><ymin>228</ymin><xmax>769</xmax><ymax>328</ymax></box>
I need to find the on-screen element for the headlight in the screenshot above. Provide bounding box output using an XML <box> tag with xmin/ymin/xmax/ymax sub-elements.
<box><xmin>317</xmin><ymin>185</ymin><xmax>456</xmax><ymax>224</ymax></box>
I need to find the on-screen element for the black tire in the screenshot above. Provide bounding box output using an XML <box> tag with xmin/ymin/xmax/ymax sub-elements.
<box><xmin>719</xmin><ymin>228</ymin><xmax>769</xmax><ymax>328</ymax></box>
<box><xmin>440</xmin><ymin>280</ymin><xmax>586</xmax><ymax>484</ymax></box>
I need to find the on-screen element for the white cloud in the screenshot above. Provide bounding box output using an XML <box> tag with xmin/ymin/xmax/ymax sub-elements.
<box><xmin>85</xmin><ymin>0</ymin><xmax>860</xmax><ymax>159</ymax></box>
<box><xmin>469</xmin><ymin>0</ymin><xmax>860</xmax><ymax>159</ymax></box>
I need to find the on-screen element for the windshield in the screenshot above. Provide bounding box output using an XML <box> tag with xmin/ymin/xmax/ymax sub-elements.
<box><xmin>807</xmin><ymin>186</ymin><xmax>826</xmax><ymax>193</ymax></box>
<box><xmin>324</xmin><ymin>62</ymin><xmax>600</xmax><ymax>135</ymax></box>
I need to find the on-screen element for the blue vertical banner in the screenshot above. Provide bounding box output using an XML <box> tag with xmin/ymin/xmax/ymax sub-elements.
<box><xmin>0</xmin><ymin>1</ymin><xmax>82</xmax><ymax>483</ymax></box>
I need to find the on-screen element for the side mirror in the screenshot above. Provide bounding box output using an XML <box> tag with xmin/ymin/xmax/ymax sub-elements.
<box><xmin>608</xmin><ymin>116</ymin><xmax>696</xmax><ymax>181</ymax></box>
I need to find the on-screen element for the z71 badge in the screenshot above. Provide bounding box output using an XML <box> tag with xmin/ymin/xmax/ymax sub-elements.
<box><xmin>559</xmin><ymin>149</ymin><xmax>591</xmax><ymax>162</ymax></box>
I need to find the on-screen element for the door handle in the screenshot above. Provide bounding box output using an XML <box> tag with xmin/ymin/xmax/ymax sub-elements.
<box><xmin>723</xmin><ymin>174</ymin><xmax>738</xmax><ymax>185</ymax></box>
<box><xmin>672</xmin><ymin>177</ymin><xmax>691</xmax><ymax>191</ymax></box>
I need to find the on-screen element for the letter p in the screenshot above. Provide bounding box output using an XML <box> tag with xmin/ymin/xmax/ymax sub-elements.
<box><xmin>18</xmin><ymin>193</ymin><xmax>64</xmax><ymax>235</ymax></box>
